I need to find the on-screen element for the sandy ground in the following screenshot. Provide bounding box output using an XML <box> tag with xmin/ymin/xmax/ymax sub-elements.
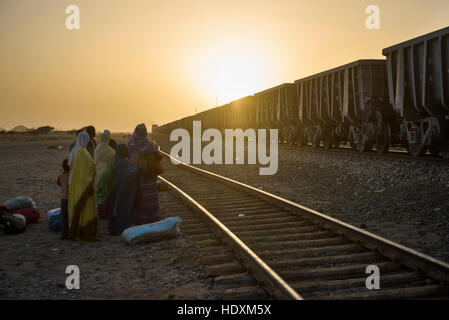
<box><xmin>2</xmin><ymin>134</ymin><xmax>448</xmax><ymax>299</ymax></box>
<box><xmin>0</xmin><ymin>138</ymin><xmax>220</xmax><ymax>299</ymax></box>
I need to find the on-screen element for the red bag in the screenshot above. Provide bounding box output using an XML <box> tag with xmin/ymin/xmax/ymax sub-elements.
<box><xmin>0</xmin><ymin>205</ymin><xmax>7</xmax><ymax>217</ymax></box>
<box><xmin>11</xmin><ymin>207</ymin><xmax>40</xmax><ymax>224</ymax></box>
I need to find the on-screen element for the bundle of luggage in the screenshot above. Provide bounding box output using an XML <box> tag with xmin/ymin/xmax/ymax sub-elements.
<box><xmin>0</xmin><ymin>196</ymin><xmax>40</xmax><ymax>234</ymax></box>
<box><xmin>121</xmin><ymin>216</ymin><xmax>182</xmax><ymax>245</ymax></box>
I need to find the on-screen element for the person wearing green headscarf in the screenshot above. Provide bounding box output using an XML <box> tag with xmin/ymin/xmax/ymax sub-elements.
<box><xmin>94</xmin><ymin>130</ymin><xmax>115</xmax><ymax>218</ymax></box>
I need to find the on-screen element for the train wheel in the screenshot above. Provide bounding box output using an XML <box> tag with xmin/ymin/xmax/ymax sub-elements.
<box><xmin>322</xmin><ymin>127</ymin><xmax>333</xmax><ymax>149</ymax></box>
<box><xmin>287</xmin><ymin>127</ymin><xmax>296</xmax><ymax>145</ymax></box>
<box><xmin>429</xmin><ymin>145</ymin><xmax>440</xmax><ymax>157</ymax></box>
<box><xmin>296</xmin><ymin>127</ymin><xmax>306</xmax><ymax>146</ymax></box>
<box><xmin>375</xmin><ymin>123</ymin><xmax>391</xmax><ymax>154</ymax></box>
<box><xmin>333</xmin><ymin>138</ymin><xmax>342</xmax><ymax>148</ymax></box>
<box><xmin>311</xmin><ymin>127</ymin><xmax>321</xmax><ymax>148</ymax></box>
<box><xmin>439</xmin><ymin>143</ymin><xmax>449</xmax><ymax>159</ymax></box>
<box><xmin>357</xmin><ymin>135</ymin><xmax>373</xmax><ymax>152</ymax></box>
<box><xmin>407</xmin><ymin>143</ymin><xmax>427</xmax><ymax>157</ymax></box>
<box><xmin>285</xmin><ymin>128</ymin><xmax>292</xmax><ymax>145</ymax></box>
<box><xmin>350</xmin><ymin>139</ymin><xmax>356</xmax><ymax>149</ymax></box>
<box><xmin>278</xmin><ymin>129</ymin><xmax>285</xmax><ymax>144</ymax></box>
<box><xmin>349</xmin><ymin>129</ymin><xmax>357</xmax><ymax>150</ymax></box>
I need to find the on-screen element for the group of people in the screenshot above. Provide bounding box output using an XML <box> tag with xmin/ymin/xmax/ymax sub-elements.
<box><xmin>57</xmin><ymin>124</ymin><xmax>163</xmax><ymax>241</ymax></box>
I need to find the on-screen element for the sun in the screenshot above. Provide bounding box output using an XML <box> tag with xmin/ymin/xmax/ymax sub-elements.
<box><xmin>196</xmin><ymin>43</ymin><xmax>269</xmax><ymax>106</ymax></box>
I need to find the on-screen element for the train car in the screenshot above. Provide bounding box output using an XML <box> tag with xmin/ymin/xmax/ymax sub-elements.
<box><xmin>254</xmin><ymin>83</ymin><xmax>297</xmax><ymax>142</ymax></box>
<box><xmin>382</xmin><ymin>26</ymin><xmax>449</xmax><ymax>157</ymax></box>
<box><xmin>293</xmin><ymin>59</ymin><xmax>397</xmax><ymax>152</ymax></box>
<box><xmin>213</xmin><ymin>104</ymin><xmax>228</xmax><ymax>133</ymax></box>
<box><xmin>180</xmin><ymin>115</ymin><xmax>194</xmax><ymax>135</ymax></box>
<box><xmin>191</xmin><ymin>104</ymin><xmax>230</xmax><ymax>135</ymax></box>
<box><xmin>155</xmin><ymin>121</ymin><xmax>171</xmax><ymax>134</ymax></box>
<box><xmin>203</xmin><ymin>107</ymin><xmax>220</xmax><ymax>132</ymax></box>
<box><xmin>151</xmin><ymin>124</ymin><xmax>159</xmax><ymax>133</ymax></box>
<box><xmin>192</xmin><ymin>110</ymin><xmax>208</xmax><ymax>132</ymax></box>
<box><xmin>156</xmin><ymin>26</ymin><xmax>449</xmax><ymax>158</ymax></box>
<box><xmin>159</xmin><ymin>116</ymin><xmax>191</xmax><ymax>135</ymax></box>
<box><xmin>202</xmin><ymin>103</ymin><xmax>230</xmax><ymax>134</ymax></box>
<box><xmin>228</xmin><ymin>96</ymin><xmax>256</xmax><ymax>130</ymax></box>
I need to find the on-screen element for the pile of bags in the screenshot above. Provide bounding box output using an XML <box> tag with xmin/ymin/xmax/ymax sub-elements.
<box><xmin>0</xmin><ymin>196</ymin><xmax>40</xmax><ymax>234</ymax></box>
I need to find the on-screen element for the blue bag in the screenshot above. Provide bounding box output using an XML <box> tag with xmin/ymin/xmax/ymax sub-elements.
<box><xmin>47</xmin><ymin>208</ymin><xmax>61</xmax><ymax>232</ymax></box>
<box><xmin>3</xmin><ymin>196</ymin><xmax>37</xmax><ymax>211</ymax></box>
<box><xmin>121</xmin><ymin>217</ymin><xmax>182</xmax><ymax>245</ymax></box>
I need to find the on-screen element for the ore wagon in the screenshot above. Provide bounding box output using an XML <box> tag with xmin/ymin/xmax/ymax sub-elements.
<box><xmin>294</xmin><ymin>59</ymin><xmax>397</xmax><ymax>152</ymax></box>
<box><xmin>228</xmin><ymin>96</ymin><xmax>256</xmax><ymax>130</ymax></box>
<box><xmin>255</xmin><ymin>83</ymin><xmax>297</xmax><ymax>142</ymax></box>
<box><xmin>382</xmin><ymin>26</ymin><xmax>449</xmax><ymax>157</ymax></box>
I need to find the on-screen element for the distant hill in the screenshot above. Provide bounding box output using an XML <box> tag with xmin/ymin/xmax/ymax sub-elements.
<box><xmin>0</xmin><ymin>127</ymin><xmax>5</xmax><ymax>132</ymax></box>
<box><xmin>10</xmin><ymin>125</ymin><xmax>29</xmax><ymax>132</ymax></box>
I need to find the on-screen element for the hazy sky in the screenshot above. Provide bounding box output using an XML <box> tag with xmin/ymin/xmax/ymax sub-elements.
<box><xmin>1</xmin><ymin>0</ymin><xmax>448</xmax><ymax>132</ymax></box>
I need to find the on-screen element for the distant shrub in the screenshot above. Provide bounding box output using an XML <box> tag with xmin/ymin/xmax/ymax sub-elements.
<box><xmin>31</xmin><ymin>126</ymin><xmax>55</xmax><ymax>135</ymax></box>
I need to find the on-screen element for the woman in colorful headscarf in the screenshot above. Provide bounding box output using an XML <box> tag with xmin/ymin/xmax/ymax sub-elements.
<box><xmin>94</xmin><ymin>130</ymin><xmax>116</xmax><ymax>218</ymax></box>
<box><xmin>68</xmin><ymin>131</ymin><xmax>98</xmax><ymax>241</ymax></box>
<box><xmin>128</xmin><ymin>124</ymin><xmax>163</xmax><ymax>225</ymax></box>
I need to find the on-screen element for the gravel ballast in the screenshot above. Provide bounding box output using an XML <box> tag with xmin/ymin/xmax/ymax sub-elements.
<box><xmin>155</xmin><ymin>134</ymin><xmax>449</xmax><ymax>263</ymax></box>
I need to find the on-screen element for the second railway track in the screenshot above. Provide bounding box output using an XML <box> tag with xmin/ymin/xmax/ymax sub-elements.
<box><xmin>160</xmin><ymin>151</ymin><xmax>449</xmax><ymax>300</ymax></box>
<box><xmin>280</xmin><ymin>143</ymin><xmax>449</xmax><ymax>166</ymax></box>
<box><xmin>152</xmin><ymin>133</ymin><xmax>449</xmax><ymax>166</ymax></box>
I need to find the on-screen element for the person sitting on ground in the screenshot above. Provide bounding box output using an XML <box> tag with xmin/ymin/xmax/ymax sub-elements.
<box><xmin>68</xmin><ymin>131</ymin><xmax>98</xmax><ymax>241</ymax></box>
<box><xmin>94</xmin><ymin>130</ymin><xmax>116</xmax><ymax>219</ymax></box>
<box><xmin>69</xmin><ymin>130</ymin><xmax>83</xmax><ymax>152</ymax></box>
<box><xmin>108</xmin><ymin>144</ymin><xmax>139</xmax><ymax>235</ymax></box>
<box><xmin>57</xmin><ymin>159</ymin><xmax>70</xmax><ymax>239</ymax></box>
<box><xmin>86</xmin><ymin>125</ymin><xmax>97</xmax><ymax>158</ymax></box>
<box><xmin>128</xmin><ymin>124</ymin><xmax>164</xmax><ymax>225</ymax></box>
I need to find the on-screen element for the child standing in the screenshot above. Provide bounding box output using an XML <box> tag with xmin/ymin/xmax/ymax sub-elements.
<box><xmin>57</xmin><ymin>159</ymin><xmax>70</xmax><ymax>239</ymax></box>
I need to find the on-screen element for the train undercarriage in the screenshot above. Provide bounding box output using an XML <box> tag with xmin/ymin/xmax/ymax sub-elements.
<box><xmin>280</xmin><ymin>116</ymin><xmax>449</xmax><ymax>159</ymax></box>
<box><xmin>281</xmin><ymin>113</ymin><xmax>401</xmax><ymax>155</ymax></box>
<box><xmin>401</xmin><ymin>117</ymin><xmax>449</xmax><ymax>158</ymax></box>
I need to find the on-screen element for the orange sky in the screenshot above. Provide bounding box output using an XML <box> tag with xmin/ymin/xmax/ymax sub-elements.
<box><xmin>1</xmin><ymin>0</ymin><xmax>448</xmax><ymax>132</ymax></box>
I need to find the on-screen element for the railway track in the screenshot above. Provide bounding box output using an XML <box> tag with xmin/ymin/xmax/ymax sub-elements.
<box><xmin>152</xmin><ymin>133</ymin><xmax>449</xmax><ymax>166</ymax></box>
<box><xmin>281</xmin><ymin>143</ymin><xmax>449</xmax><ymax>165</ymax></box>
<box><xmin>160</xmin><ymin>150</ymin><xmax>449</xmax><ymax>300</ymax></box>
<box><xmin>158</xmin><ymin>191</ymin><xmax>269</xmax><ymax>299</ymax></box>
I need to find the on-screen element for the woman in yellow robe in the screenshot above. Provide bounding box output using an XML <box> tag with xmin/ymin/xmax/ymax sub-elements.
<box><xmin>68</xmin><ymin>131</ymin><xmax>98</xmax><ymax>241</ymax></box>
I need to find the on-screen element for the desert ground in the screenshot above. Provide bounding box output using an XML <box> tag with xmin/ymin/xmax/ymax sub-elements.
<box><xmin>0</xmin><ymin>136</ymin><xmax>220</xmax><ymax>299</ymax></box>
<box><xmin>1</xmin><ymin>134</ymin><xmax>448</xmax><ymax>300</ymax></box>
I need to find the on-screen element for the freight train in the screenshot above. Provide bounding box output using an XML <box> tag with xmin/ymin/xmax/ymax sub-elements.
<box><xmin>154</xmin><ymin>26</ymin><xmax>449</xmax><ymax>158</ymax></box>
